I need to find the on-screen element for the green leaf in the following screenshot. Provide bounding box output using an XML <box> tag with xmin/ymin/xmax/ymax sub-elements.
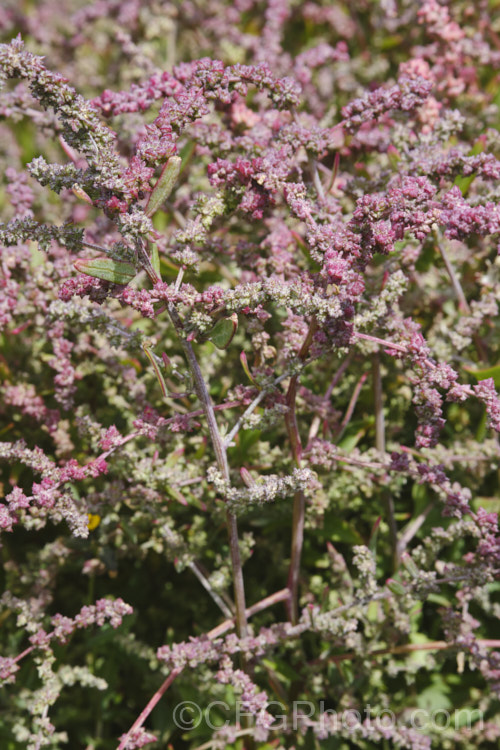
<box><xmin>151</xmin><ymin>243</ymin><xmax>161</xmax><ymax>278</ymax></box>
<box><xmin>291</xmin><ymin>230</ymin><xmax>322</xmax><ymax>272</ymax></box>
<box><xmin>145</xmin><ymin>155</ymin><xmax>182</xmax><ymax>217</ymax></box>
<box><xmin>426</xmin><ymin>593</ymin><xmax>450</xmax><ymax>606</ymax></box>
<box><xmin>417</xmin><ymin>677</ymin><xmax>452</xmax><ymax>711</ymax></box>
<box><xmin>386</xmin><ymin>578</ymin><xmax>406</xmax><ymax>596</ymax></box>
<box><xmin>463</xmin><ymin>362</ymin><xmax>500</xmax><ymax>387</ymax></box>
<box><xmin>454</xmin><ymin>173</ymin><xmax>475</xmax><ymax>196</ymax></box>
<box><xmin>240</xmin><ymin>351</ymin><xmax>258</xmax><ymax>386</ymax></box>
<box><xmin>476</xmin><ymin>406</ymin><xmax>488</xmax><ymax>442</ymax></box>
<box><xmin>401</xmin><ymin>552</ymin><xmax>420</xmax><ymax>579</ymax></box>
<box><xmin>261</xmin><ymin>657</ymin><xmax>302</xmax><ymax>684</ymax></box>
<box><xmin>471</xmin><ymin>495</ymin><xmax>500</xmax><ymax>514</ymax></box>
<box><xmin>337</xmin><ymin>425</ymin><xmax>365</xmax><ymax>451</ymax></box>
<box><xmin>379</xmin><ymin>34</ymin><xmax>403</xmax><ymax>50</ymax></box>
<box><xmin>454</xmin><ymin>138</ymin><xmax>485</xmax><ymax>196</ymax></box>
<box><xmin>321</xmin><ymin>515</ymin><xmax>364</xmax><ymax>544</ymax></box>
<box><xmin>74</xmin><ymin>257</ymin><xmax>136</xmax><ymax>284</ymax></box>
<box><xmin>209</xmin><ymin>313</ymin><xmax>238</xmax><ymax>349</ymax></box>
<box><xmin>142</xmin><ymin>340</ymin><xmax>168</xmax><ymax>398</ymax></box>
<box><xmin>411</xmin><ymin>482</ymin><xmax>429</xmax><ymax>514</ymax></box>
<box><xmin>178</xmin><ymin>140</ymin><xmax>196</xmax><ymax>176</ymax></box>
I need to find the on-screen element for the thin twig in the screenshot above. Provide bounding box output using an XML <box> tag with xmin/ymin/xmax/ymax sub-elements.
<box><xmin>224</xmin><ymin>372</ymin><xmax>290</xmax><ymax>448</ymax></box>
<box><xmin>434</xmin><ymin>230</ymin><xmax>470</xmax><ymax>313</ymax></box>
<box><xmin>333</xmin><ymin>371</ymin><xmax>367</xmax><ymax>442</ymax></box>
<box><xmin>372</xmin><ymin>355</ymin><xmax>385</xmax><ymax>453</ymax></box>
<box><xmin>355</xmin><ymin>332</ymin><xmax>407</xmax><ymax>353</ymax></box>
<box><xmin>329</xmin><ymin>638</ymin><xmax>500</xmax><ymax>664</ymax></box>
<box><xmin>434</xmin><ymin>229</ymin><xmax>488</xmax><ymax>361</ymax></box>
<box><xmin>397</xmin><ymin>502</ymin><xmax>434</xmax><ymax>557</ymax></box>
<box><xmin>372</xmin><ymin>354</ymin><xmax>398</xmax><ymax>568</ymax></box>
<box><xmin>167</xmin><ymin>304</ymin><xmax>248</xmax><ymax>641</ymax></box>
<box><xmin>333</xmin><ymin>454</ymin><xmax>389</xmax><ymax>471</ymax></box>
<box><xmin>310</xmin><ymin>158</ymin><xmax>326</xmax><ymax>203</ymax></box>
<box><xmin>188</xmin><ymin>561</ymin><xmax>234</xmax><ymax>618</ymax></box>
<box><xmin>174</xmin><ymin>267</ymin><xmax>184</xmax><ymax>292</ymax></box>
<box><xmin>307</xmin><ymin>351</ymin><xmax>354</xmax><ymax>445</ymax></box>
<box><xmin>82</xmin><ymin>240</ymin><xmax>109</xmax><ymax>253</ymax></box>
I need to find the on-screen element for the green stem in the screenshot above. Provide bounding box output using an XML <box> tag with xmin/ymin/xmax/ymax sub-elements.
<box><xmin>434</xmin><ymin>230</ymin><xmax>488</xmax><ymax>362</ymax></box>
<box><xmin>167</xmin><ymin>305</ymin><xmax>248</xmax><ymax>639</ymax></box>
<box><xmin>285</xmin><ymin>320</ymin><xmax>317</xmax><ymax>624</ymax></box>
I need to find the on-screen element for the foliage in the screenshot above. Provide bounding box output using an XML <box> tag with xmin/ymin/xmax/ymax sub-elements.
<box><xmin>1</xmin><ymin>1</ymin><xmax>500</xmax><ymax>748</ymax></box>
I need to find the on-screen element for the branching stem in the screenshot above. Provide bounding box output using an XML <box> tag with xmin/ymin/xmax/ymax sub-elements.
<box><xmin>115</xmin><ymin>588</ymin><xmax>290</xmax><ymax>749</ymax></box>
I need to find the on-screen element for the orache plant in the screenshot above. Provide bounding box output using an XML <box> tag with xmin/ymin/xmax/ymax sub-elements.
<box><xmin>1</xmin><ymin>1</ymin><xmax>500</xmax><ymax>749</ymax></box>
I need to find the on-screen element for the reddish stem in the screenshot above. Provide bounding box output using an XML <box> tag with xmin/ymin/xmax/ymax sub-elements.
<box><xmin>115</xmin><ymin>588</ymin><xmax>290</xmax><ymax>749</ymax></box>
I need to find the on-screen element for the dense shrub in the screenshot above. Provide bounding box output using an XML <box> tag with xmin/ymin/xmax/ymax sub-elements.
<box><xmin>1</xmin><ymin>1</ymin><xmax>500</xmax><ymax>748</ymax></box>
